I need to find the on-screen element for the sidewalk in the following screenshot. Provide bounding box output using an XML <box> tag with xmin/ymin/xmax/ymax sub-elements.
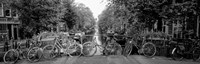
<box><xmin>0</xmin><ymin>55</ymin><xmax>200</xmax><ymax>64</ymax></box>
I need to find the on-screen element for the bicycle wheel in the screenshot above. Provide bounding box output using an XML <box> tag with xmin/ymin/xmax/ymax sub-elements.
<box><xmin>192</xmin><ymin>48</ymin><xmax>200</xmax><ymax>61</ymax></box>
<box><xmin>105</xmin><ymin>44</ymin><xmax>113</xmax><ymax>55</ymax></box>
<box><xmin>43</xmin><ymin>45</ymin><xmax>59</xmax><ymax>60</ymax></box>
<box><xmin>27</xmin><ymin>47</ymin><xmax>43</xmax><ymax>62</ymax></box>
<box><xmin>171</xmin><ymin>47</ymin><xmax>183</xmax><ymax>60</ymax></box>
<box><xmin>3</xmin><ymin>49</ymin><xmax>19</xmax><ymax>64</ymax></box>
<box><xmin>123</xmin><ymin>43</ymin><xmax>133</xmax><ymax>56</ymax></box>
<box><xmin>68</xmin><ymin>43</ymin><xmax>82</xmax><ymax>57</ymax></box>
<box><xmin>106</xmin><ymin>43</ymin><xmax>122</xmax><ymax>55</ymax></box>
<box><xmin>82</xmin><ymin>42</ymin><xmax>97</xmax><ymax>57</ymax></box>
<box><xmin>142</xmin><ymin>42</ymin><xmax>156</xmax><ymax>57</ymax></box>
<box><xmin>115</xmin><ymin>43</ymin><xmax>122</xmax><ymax>55</ymax></box>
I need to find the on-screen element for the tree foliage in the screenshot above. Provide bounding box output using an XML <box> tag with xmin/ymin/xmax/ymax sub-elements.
<box><xmin>7</xmin><ymin>0</ymin><xmax>66</xmax><ymax>34</ymax></box>
<box><xmin>71</xmin><ymin>3</ymin><xmax>95</xmax><ymax>32</ymax></box>
<box><xmin>99</xmin><ymin>0</ymin><xmax>198</xmax><ymax>39</ymax></box>
<box><xmin>6</xmin><ymin>0</ymin><xmax>95</xmax><ymax>38</ymax></box>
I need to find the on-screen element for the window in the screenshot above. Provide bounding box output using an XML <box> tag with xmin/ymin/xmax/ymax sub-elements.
<box><xmin>0</xmin><ymin>3</ymin><xmax>3</xmax><ymax>17</ymax></box>
<box><xmin>5</xmin><ymin>9</ymin><xmax>11</xmax><ymax>17</ymax></box>
<box><xmin>0</xmin><ymin>24</ymin><xmax>7</xmax><ymax>30</ymax></box>
<box><xmin>12</xmin><ymin>10</ymin><xmax>18</xmax><ymax>18</ymax></box>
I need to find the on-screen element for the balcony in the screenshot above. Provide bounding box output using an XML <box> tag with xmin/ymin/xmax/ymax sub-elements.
<box><xmin>0</xmin><ymin>18</ymin><xmax>20</xmax><ymax>24</ymax></box>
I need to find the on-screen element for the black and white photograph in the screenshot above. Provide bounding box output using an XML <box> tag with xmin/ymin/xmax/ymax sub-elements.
<box><xmin>0</xmin><ymin>0</ymin><xmax>200</xmax><ymax>64</ymax></box>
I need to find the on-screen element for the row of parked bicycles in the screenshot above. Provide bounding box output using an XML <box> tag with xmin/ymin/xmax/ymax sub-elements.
<box><xmin>2</xmin><ymin>32</ymin><xmax>124</xmax><ymax>64</ymax></box>
<box><xmin>123</xmin><ymin>36</ymin><xmax>200</xmax><ymax>61</ymax></box>
<box><xmin>3</xmin><ymin>32</ymin><xmax>200</xmax><ymax>64</ymax></box>
<box><xmin>170</xmin><ymin>38</ymin><xmax>200</xmax><ymax>61</ymax></box>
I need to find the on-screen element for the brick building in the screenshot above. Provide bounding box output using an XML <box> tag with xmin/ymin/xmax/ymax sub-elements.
<box><xmin>0</xmin><ymin>1</ymin><xmax>20</xmax><ymax>44</ymax></box>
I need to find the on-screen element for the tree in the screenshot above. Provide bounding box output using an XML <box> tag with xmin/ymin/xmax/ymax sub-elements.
<box><xmin>99</xmin><ymin>0</ymin><xmax>198</xmax><ymax>38</ymax></box>
<box><xmin>6</xmin><ymin>0</ymin><xmax>70</xmax><ymax>37</ymax></box>
<box><xmin>99</xmin><ymin>4</ymin><xmax>130</xmax><ymax>35</ymax></box>
<box><xmin>7</xmin><ymin>0</ymin><xmax>95</xmax><ymax>38</ymax></box>
<box><xmin>99</xmin><ymin>0</ymin><xmax>150</xmax><ymax>36</ymax></box>
<box><xmin>160</xmin><ymin>1</ymin><xmax>197</xmax><ymax>38</ymax></box>
<box><xmin>70</xmin><ymin>3</ymin><xmax>95</xmax><ymax>32</ymax></box>
<box><xmin>59</xmin><ymin>0</ymin><xmax>77</xmax><ymax>30</ymax></box>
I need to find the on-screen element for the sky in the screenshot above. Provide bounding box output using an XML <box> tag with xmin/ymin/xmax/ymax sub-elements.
<box><xmin>74</xmin><ymin>0</ymin><xmax>108</xmax><ymax>18</ymax></box>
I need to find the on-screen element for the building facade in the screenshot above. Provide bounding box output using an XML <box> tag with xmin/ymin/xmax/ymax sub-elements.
<box><xmin>159</xmin><ymin>0</ymin><xmax>199</xmax><ymax>38</ymax></box>
<box><xmin>0</xmin><ymin>2</ymin><xmax>20</xmax><ymax>43</ymax></box>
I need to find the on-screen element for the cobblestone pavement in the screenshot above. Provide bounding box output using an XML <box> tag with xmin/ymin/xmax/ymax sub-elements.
<box><xmin>1</xmin><ymin>55</ymin><xmax>200</xmax><ymax>64</ymax></box>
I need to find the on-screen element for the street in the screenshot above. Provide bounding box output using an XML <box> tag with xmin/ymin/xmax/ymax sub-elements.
<box><xmin>1</xmin><ymin>55</ymin><xmax>199</xmax><ymax>64</ymax></box>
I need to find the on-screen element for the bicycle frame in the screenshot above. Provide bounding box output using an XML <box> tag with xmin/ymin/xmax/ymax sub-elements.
<box><xmin>92</xmin><ymin>37</ymin><xmax>104</xmax><ymax>52</ymax></box>
<box><xmin>103</xmin><ymin>35</ymin><xmax>123</xmax><ymax>55</ymax></box>
<box><xmin>53</xmin><ymin>37</ymin><xmax>78</xmax><ymax>53</ymax></box>
<box><xmin>4</xmin><ymin>40</ymin><xmax>42</xmax><ymax>63</ymax></box>
<box><xmin>130</xmin><ymin>37</ymin><xmax>147</xmax><ymax>49</ymax></box>
<box><xmin>54</xmin><ymin>38</ymin><xmax>64</xmax><ymax>49</ymax></box>
<box><xmin>12</xmin><ymin>42</ymin><xmax>30</xmax><ymax>60</ymax></box>
<box><xmin>53</xmin><ymin>37</ymin><xmax>69</xmax><ymax>53</ymax></box>
<box><xmin>175</xmin><ymin>39</ymin><xmax>199</xmax><ymax>54</ymax></box>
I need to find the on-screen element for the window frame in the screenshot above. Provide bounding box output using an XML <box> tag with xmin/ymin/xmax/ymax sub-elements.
<box><xmin>12</xmin><ymin>10</ymin><xmax>18</xmax><ymax>18</ymax></box>
<box><xmin>5</xmin><ymin>9</ymin><xmax>12</xmax><ymax>17</ymax></box>
<box><xmin>0</xmin><ymin>3</ymin><xmax>4</xmax><ymax>17</ymax></box>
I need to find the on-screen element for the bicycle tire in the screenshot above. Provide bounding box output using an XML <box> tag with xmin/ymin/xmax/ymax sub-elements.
<box><xmin>105</xmin><ymin>43</ymin><xmax>122</xmax><ymax>55</ymax></box>
<box><xmin>192</xmin><ymin>48</ymin><xmax>200</xmax><ymax>61</ymax></box>
<box><xmin>105</xmin><ymin>44</ymin><xmax>114</xmax><ymax>55</ymax></box>
<box><xmin>27</xmin><ymin>47</ymin><xmax>43</xmax><ymax>62</ymax></box>
<box><xmin>43</xmin><ymin>45</ymin><xmax>59</xmax><ymax>60</ymax></box>
<box><xmin>68</xmin><ymin>43</ymin><xmax>82</xmax><ymax>57</ymax></box>
<box><xmin>123</xmin><ymin>43</ymin><xmax>133</xmax><ymax>56</ymax></box>
<box><xmin>82</xmin><ymin>42</ymin><xmax>97</xmax><ymax>57</ymax></box>
<box><xmin>3</xmin><ymin>49</ymin><xmax>19</xmax><ymax>64</ymax></box>
<box><xmin>171</xmin><ymin>47</ymin><xmax>183</xmax><ymax>60</ymax></box>
<box><xmin>116</xmin><ymin>43</ymin><xmax>122</xmax><ymax>55</ymax></box>
<box><xmin>142</xmin><ymin>42</ymin><xmax>156</xmax><ymax>57</ymax></box>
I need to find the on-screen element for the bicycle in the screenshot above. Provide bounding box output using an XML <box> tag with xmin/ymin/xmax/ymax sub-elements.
<box><xmin>123</xmin><ymin>36</ymin><xmax>157</xmax><ymax>57</ymax></box>
<box><xmin>3</xmin><ymin>39</ymin><xmax>42</xmax><ymax>64</ymax></box>
<box><xmin>105</xmin><ymin>34</ymin><xmax>123</xmax><ymax>55</ymax></box>
<box><xmin>122</xmin><ymin>36</ymin><xmax>134</xmax><ymax>56</ymax></box>
<box><xmin>171</xmin><ymin>38</ymin><xmax>200</xmax><ymax>61</ymax></box>
<box><xmin>82</xmin><ymin>39</ymin><xmax>97</xmax><ymax>56</ymax></box>
<box><xmin>67</xmin><ymin>36</ymin><xmax>83</xmax><ymax>57</ymax></box>
<box><xmin>42</xmin><ymin>36</ymin><xmax>82</xmax><ymax>60</ymax></box>
<box><xmin>82</xmin><ymin>34</ymin><xmax>122</xmax><ymax>57</ymax></box>
<box><xmin>27</xmin><ymin>39</ymin><xmax>43</xmax><ymax>62</ymax></box>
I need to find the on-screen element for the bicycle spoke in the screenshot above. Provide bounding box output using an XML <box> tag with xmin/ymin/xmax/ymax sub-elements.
<box><xmin>28</xmin><ymin>47</ymin><xmax>42</xmax><ymax>62</ymax></box>
<box><xmin>123</xmin><ymin>44</ymin><xmax>132</xmax><ymax>56</ymax></box>
<box><xmin>193</xmin><ymin>49</ymin><xmax>200</xmax><ymax>61</ymax></box>
<box><xmin>4</xmin><ymin>50</ymin><xmax>19</xmax><ymax>64</ymax></box>
<box><xmin>82</xmin><ymin>42</ymin><xmax>96</xmax><ymax>56</ymax></box>
<box><xmin>68</xmin><ymin>44</ymin><xmax>82</xmax><ymax>56</ymax></box>
<box><xmin>43</xmin><ymin>45</ymin><xmax>57</xmax><ymax>59</ymax></box>
<box><xmin>142</xmin><ymin>43</ymin><xmax>156</xmax><ymax>57</ymax></box>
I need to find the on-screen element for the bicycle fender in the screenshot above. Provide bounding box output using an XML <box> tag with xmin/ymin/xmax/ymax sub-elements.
<box><xmin>171</xmin><ymin>48</ymin><xmax>176</xmax><ymax>54</ymax></box>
